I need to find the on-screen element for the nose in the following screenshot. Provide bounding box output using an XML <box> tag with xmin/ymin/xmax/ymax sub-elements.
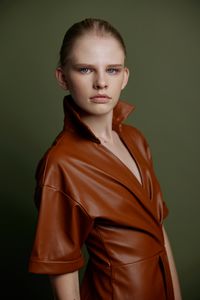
<box><xmin>93</xmin><ymin>72</ymin><xmax>108</xmax><ymax>90</ymax></box>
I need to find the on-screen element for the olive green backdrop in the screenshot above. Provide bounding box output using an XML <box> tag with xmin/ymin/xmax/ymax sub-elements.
<box><xmin>1</xmin><ymin>0</ymin><xmax>199</xmax><ymax>299</ymax></box>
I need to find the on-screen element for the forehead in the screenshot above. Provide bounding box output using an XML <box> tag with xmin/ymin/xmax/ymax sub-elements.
<box><xmin>70</xmin><ymin>34</ymin><xmax>125</xmax><ymax>64</ymax></box>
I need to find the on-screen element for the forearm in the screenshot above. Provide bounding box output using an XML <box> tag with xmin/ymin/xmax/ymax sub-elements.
<box><xmin>162</xmin><ymin>226</ymin><xmax>182</xmax><ymax>300</ymax></box>
<box><xmin>49</xmin><ymin>270</ymin><xmax>80</xmax><ymax>300</ymax></box>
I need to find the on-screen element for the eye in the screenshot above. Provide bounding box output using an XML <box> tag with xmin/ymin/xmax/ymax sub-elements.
<box><xmin>78</xmin><ymin>67</ymin><xmax>92</xmax><ymax>74</ymax></box>
<box><xmin>107</xmin><ymin>68</ymin><xmax>121</xmax><ymax>74</ymax></box>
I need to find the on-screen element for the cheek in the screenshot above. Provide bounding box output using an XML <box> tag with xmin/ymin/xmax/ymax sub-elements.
<box><xmin>71</xmin><ymin>75</ymin><xmax>91</xmax><ymax>90</ymax></box>
<box><xmin>70</xmin><ymin>78</ymin><xmax>89</xmax><ymax>100</ymax></box>
<box><xmin>112</xmin><ymin>76</ymin><xmax>125</xmax><ymax>89</ymax></box>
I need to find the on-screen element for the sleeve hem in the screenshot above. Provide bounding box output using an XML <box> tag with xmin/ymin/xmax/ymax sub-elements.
<box><xmin>28</xmin><ymin>255</ymin><xmax>84</xmax><ymax>275</ymax></box>
<box><xmin>163</xmin><ymin>201</ymin><xmax>169</xmax><ymax>220</ymax></box>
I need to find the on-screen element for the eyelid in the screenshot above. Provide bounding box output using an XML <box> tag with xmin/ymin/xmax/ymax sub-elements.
<box><xmin>106</xmin><ymin>67</ymin><xmax>121</xmax><ymax>74</ymax></box>
<box><xmin>78</xmin><ymin>67</ymin><xmax>93</xmax><ymax>73</ymax></box>
<box><xmin>77</xmin><ymin>66</ymin><xmax>122</xmax><ymax>74</ymax></box>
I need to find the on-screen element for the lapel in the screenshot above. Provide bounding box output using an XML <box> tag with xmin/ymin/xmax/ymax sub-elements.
<box><xmin>96</xmin><ymin>128</ymin><xmax>158</xmax><ymax>223</ymax></box>
<box><xmin>63</xmin><ymin>95</ymin><xmax>159</xmax><ymax>223</ymax></box>
<box><xmin>117</xmin><ymin>129</ymin><xmax>158</xmax><ymax>221</ymax></box>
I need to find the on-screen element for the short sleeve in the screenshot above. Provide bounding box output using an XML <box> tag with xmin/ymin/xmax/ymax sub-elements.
<box><xmin>162</xmin><ymin>200</ymin><xmax>169</xmax><ymax>220</ymax></box>
<box><xmin>29</xmin><ymin>185</ymin><xmax>94</xmax><ymax>275</ymax></box>
<box><xmin>143</xmin><ymin>139</ymin><xmax>169</xmax><ymax>222</ymax></box>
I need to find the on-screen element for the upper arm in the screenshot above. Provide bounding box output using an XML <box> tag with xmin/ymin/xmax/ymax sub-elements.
<box><xmin>29</xmin><ymin>186</ymin><xmax>94</xmax><ymax>275</ymax></box>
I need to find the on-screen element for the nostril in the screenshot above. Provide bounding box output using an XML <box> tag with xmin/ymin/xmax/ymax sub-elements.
<box><xmin>93</xmin><ymin>81</ymin><xmax>108</xmax><ymax>89</ymax></box>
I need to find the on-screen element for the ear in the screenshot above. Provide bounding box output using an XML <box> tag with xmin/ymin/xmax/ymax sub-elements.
<box><xmin>55</xmin><ymin>67</ymin><xmax>68</xmax><ymax>90</ymax></box>
<box><xmin>121</xmin><ymin>67</ymin><xmax>130</xmax><ymax>90</ymax></box>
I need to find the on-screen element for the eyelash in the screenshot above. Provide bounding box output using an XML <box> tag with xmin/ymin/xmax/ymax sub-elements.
<box><xmin>78</xmin><ymin>67</ymin><xmax>121</xmax><ymax>74</ymax></box>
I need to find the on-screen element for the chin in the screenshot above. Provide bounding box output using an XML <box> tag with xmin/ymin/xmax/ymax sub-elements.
<box><xmin>80</xmin><ymin>104</ymin><xmax>113</xmax><ymax>116</ymax></box>
<box><xmin>91</xmin><ymin>106</ymin><xmax>115</xmax><ymax>116</ymax></box>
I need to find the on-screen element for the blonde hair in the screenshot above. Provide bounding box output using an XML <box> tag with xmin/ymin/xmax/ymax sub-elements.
<box><xmin>58</xmin><ymin>18</ymin><xmax>127</xmax><ymax>67</ymax></box>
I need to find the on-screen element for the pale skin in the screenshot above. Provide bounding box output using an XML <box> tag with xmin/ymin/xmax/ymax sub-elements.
<box><xmin>51</xmin><ymin>32</ymin><xmax>182</xmax><ymax>300</ymax></box>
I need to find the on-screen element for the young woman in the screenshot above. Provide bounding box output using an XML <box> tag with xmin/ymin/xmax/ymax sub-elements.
<box><xmin>29</xmin><ymin>18</ymin><xmax>182</xmax><ymax>300</ymax></box>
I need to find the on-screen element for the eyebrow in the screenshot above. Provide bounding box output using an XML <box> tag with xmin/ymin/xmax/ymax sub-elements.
<box><xmin>72</xmin><ymin>63</ymin><xmax>124</xmax><ymax>67</ymax></box>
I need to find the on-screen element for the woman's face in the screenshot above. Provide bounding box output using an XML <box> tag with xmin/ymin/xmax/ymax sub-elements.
<box><xmin>56</xmin><ymin>33</ymin><xmax>129</xmax><ymax>117</ymax></box>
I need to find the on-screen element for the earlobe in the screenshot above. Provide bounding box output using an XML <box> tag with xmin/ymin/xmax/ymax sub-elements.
<box><xmin>55</xmin><ymin>67</ymin><xmax>68</xmax><ymax>90</ymax></box>
<box><xmin>121</xmin><ymin>67</ymin><xmax>130</xmax><ymax>90</ymax></box>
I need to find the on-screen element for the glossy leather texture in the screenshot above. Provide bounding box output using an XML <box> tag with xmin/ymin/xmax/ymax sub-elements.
<box><xmin>29</xmin><ymin>95</ymin><xmax>174</xmax><ymax>300</ymax></box>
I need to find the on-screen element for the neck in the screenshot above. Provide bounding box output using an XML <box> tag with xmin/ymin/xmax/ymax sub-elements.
<box><xmin>79</xmin><ymin>110</ymin><xmax>114</xmax><ymax>143</ymax></box>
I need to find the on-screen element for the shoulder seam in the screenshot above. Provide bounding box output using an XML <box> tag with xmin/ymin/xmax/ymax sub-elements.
<box><xmin>39</xmin><ymin>132</ymin><xmax>67</xmax><ymax>185</ymax></box>
<box><xmin>38</xmin><ymin>184</ymin><xmax>94</xmax><ymax>222</ymax></box>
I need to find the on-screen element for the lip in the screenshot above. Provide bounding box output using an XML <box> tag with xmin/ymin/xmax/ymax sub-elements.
<box><xmin>90</xmin><ymin>98</ymin><xmax>111</xmax><ymax>103</ymax></box>
<box><xmin>90</xmin><ymin>94</ymin><xmax>111</xmax><ymax>99</ymax></box>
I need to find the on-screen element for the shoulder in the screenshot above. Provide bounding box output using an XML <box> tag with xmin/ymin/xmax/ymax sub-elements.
<box><xmin>121</xmin><ymin>124</ymin><xmax>152</xmax><ymax>164</ymax></box>
<box><xmin>35</xmin><ymin>130</ymin><xmax>78</xmax><ymax>188</ymax></box>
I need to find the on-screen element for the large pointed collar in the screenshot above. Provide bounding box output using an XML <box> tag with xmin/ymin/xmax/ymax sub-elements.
<box><xmin>63</xmin><ymin>94</ymin><xmax>135</xmax><ymax>143</ymax></box>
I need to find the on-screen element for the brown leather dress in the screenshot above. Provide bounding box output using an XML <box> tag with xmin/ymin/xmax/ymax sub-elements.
<box><xmin>29</xmin><ymin>95</ymin><xmax>174</xmax><ymax>300</ymax></box>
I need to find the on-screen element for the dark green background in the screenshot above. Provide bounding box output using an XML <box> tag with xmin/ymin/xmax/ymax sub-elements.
<box><xmin>1</xmin><ymin>1</ymin><xmax>199</xmax><ymax>299</ymax></box>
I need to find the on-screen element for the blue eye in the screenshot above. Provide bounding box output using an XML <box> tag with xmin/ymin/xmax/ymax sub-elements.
<box><xmin>79</xmin><ymin>67</ymin><xmax>92</xmax><ymax>74</ymax></box>
<box><xmin>107</xmin><ymin>68</ymin><xmax>120</xmax><ymax>74</ymax></box>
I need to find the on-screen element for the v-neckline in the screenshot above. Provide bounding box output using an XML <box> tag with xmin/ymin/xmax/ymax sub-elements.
<box><xmin>98</xmin><ymin>133</ymin><xmax>144</xmax><ymax>190</ymax></box>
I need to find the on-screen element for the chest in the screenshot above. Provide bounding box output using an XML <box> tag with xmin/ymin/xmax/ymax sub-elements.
<box><xmin>100</xmin><ymin>132</ymin><xmax>142</xmax><ymax>186</ymax></box>
<box><xmin>58</xmin><ymin>129</ymin><xmax>165</xmax><ymax>224</ymax></box>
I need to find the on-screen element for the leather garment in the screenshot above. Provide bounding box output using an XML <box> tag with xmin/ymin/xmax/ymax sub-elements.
<box><xmin>29</xmin><ymin>95</ymin><xmax>174</xmax><ymax>300</ymax></box>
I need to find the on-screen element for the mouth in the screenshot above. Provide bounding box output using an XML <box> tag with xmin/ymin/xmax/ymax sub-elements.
<box><xmin>89</xmin><ymin>94</ymin><xmax>111</xmax><ymax>103</ymax></box>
